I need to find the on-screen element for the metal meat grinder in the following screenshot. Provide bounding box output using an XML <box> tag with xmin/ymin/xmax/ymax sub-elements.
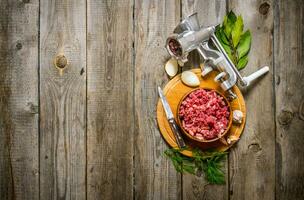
<box><xmin>165</xmin><ymin>13</ymin><xmax>269</xmax><ymax>99</ymax></box>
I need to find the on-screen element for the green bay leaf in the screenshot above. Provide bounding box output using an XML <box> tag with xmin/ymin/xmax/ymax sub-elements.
<box><xmin>237</xmin><ymin>55</ymin><xmax>248</xmax><ymax>70</ymax></box>
<box><xmin>237</xmin><ymin>30</ymin><xmax>251</xmax><ymax>59</ymax></box>
<box><xmin>231</xmin><ymin>16</ymin><xmax>244</xmax><ymax>47</ymax></box>
<box><xmin>215</xmin><ymin>27</ymin><xmax>229</xmax><ymax>45</ymax></box>
<box><xmin>227</xmin><ymin>11</ymin><xmax>237</xmax><ymax>22</ymax></box>
<box><xmin>223</xmin><ymin>11</ymin><xmax>237</xmax><ymax>38</ymax></box>
<box><xmin>221</xmin><ymin>42</ymin><xmax>234</xmax><ymax>63</ymax></box>
<box><xmin>219</xmin><ymin>27</ymin><xmax>229</xmax><ymax>45</ymax></box>
<box><xmin>215</xmin><ymin>27</ymin><xmax>223</xmax><ymax>42</ymax></box>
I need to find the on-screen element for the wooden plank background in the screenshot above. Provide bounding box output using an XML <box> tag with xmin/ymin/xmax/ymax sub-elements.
<box><xmin>228</xmin><ymin>1</ymin><xmax>275</xmax><ymax>199</ymax></box>
<box><xmin>0</xmin><ymin>0</ymin><xmax>303</xmax><ymax>199</ymax></box>
<box><xmin>134</xmin><ymin>1</ymin><xmax>181</xmax><ymax>200</ymax></box>
<box><xmin>274</xmin><ymin>0</ymin><xmax>304</xmax><ymax>199</ymax></box>
<box><xmin>0</xmin><ymin>0</ymin><xmax>39</xmax><ymax>199</ymax></box>
<box><xmin>87</xmin><ymin>0</ymin><xmax>134</xmax><ymax>199</ymax></box>
<box><xmin>39</xmin><ymin>0</ymin><xmax>87</xmax><ymax>199</ymax></box>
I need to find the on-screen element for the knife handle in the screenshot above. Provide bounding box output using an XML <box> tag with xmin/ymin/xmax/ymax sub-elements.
<box><xmin>168</xmin><ymin>118</ymin><xmax>186</xmax><ymax>149</ymax></box>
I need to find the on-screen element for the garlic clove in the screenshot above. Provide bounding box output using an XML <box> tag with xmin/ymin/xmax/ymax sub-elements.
<box><xmin>181</xmin><ymin>71</ymin><xmax>200</xmax><ymax>87</ymax></box>
<box><xmin>233</xmin><ymin>110</ymin><xmax>243</xmax><ymax>124</ymax></box>
<box><xmin>219</xmin><ymin>137</ymin><xmax>229</xmax><ymax>145</ymax></box>
<box><xmin>177</xmin><ymin>60</ymin><xmax>185</xmax><ymax>67</ymax></box>
<box><xmin>227</xmin><ymin>135</ymin><xmax>239</xmax><ymax>144</ymax></box>
<box><xmin>165</xmin><ymin>58</ymin><xmax>178</xmax><ymax>78</ymax></box>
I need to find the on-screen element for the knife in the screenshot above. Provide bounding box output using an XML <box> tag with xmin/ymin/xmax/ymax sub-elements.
<box><xmin>158</xmin><ymin>86</ymin><xmax>186</xmax><ymax>149</ymax></box>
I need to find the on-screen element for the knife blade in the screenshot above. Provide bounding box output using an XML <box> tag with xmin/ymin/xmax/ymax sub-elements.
<box><xmin>158</xmin><ymin>86</ymin><xmax>186</xmax><ymax>149</ymax></box>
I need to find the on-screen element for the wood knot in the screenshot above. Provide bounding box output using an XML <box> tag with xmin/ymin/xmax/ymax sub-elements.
<box><xmin>259</xmin><ymin>2</ymin><xmax>270</xmax><ymax>15</ymax></box>
<box><xmin>55</xmin><ymin>55</ymin><xmax>68</xmax><ymax>69</ymax></box>
<box><xmin>278</xmin><ymin>110</ymin><xmax>294</xmax><ymax>125</ymax></box>
<box><xmin>27</xmin><ymin>102</ymin><xmax>38</xmax><ymax>114</ymax></box>
<box><xmin>248</xmin><ymin>143</ymin><xmax>262</xmax><ymax>152</ymax></box>
<box><xmin>16</xmin><ymin>42</ymin><xmax>22</xmax><ymax>50</ymax></box>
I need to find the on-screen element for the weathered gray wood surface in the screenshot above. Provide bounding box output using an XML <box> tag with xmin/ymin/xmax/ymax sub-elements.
<box><xmin>0</xmin><ymin>0</ymin><xmax>303</xmax><ymax>199</ymax></box>
<box><xmin>228</xmin><ymin>1</ymin><xmax>275</xmax><ymax>200</ymax></box>
<box><xmin>181</xmin><ymin>1</ymin><xmax>229</xmax><ymax>200</ymax></box>
<box><xmin>274</xmin><ymin>0</ymin><xmax>304</xmax><ymax>199</ymax></box>
<box><xmin>134</xmin><ymin>1</ymin><xmax>181</xmax><ymax>200</ymax></box>
<box><xmin>0</xmin><ymin>0</ymin><xmax>39</xmax><ymax>199</ymax></box>
<box><xmin>87</xmin><ymin>0</ymin><xmax>134</xmax><ymax>199</ymax></box>
<box><xmin>39</xmin><ymin>0</ymin><xmax>86</xmax><ymax>199</ymax></box>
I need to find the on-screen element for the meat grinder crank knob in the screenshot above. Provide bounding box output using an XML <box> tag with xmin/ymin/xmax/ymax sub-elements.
<box><xmin>214</xmin><ymin>72</ymin><xmax>226</xmax><ymax>82</ymax></box>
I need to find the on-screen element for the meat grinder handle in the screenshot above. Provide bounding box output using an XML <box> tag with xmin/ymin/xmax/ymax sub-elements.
<box><xmin>243</xmin><ymin>66</ymin><xmax>269</xmax><ymax>86</ymax></box>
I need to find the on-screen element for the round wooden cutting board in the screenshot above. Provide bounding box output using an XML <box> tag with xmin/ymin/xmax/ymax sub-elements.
<box><xmin>157</xmin><ymin>68</ymin><xmax>246</xmax><ymax>157</ymax></box>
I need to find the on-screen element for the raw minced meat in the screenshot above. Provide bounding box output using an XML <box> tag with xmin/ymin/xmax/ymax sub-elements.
<box><xmin>179</xmin><ymin>89</ymin><xmax>230</xmax><ymax>140</ymax></box>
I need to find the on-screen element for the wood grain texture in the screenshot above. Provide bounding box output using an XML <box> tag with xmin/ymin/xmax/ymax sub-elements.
<box><xmin>1</xmin><ymin>1</ymin><xmax>304</xmax><ymax>199</ymax></box>
<box><xmin>181</xmin><ymin>1</ymin><xmax>228</xmax><ymax>199</ymax></box>
<box><xmin>182</xmin><ymin>0</ymin><xmax>226</xmax><ymax>26</ymax></box>
<box><xmin>134</xmin><ymin>1</ymin><xmax>181</xmax><ymax>199</ymax></box>
<box><xmin>274</xmin><ymin>0</ymin><xmax>304</xmax><ymax>199</ymax></box>
<box><xmin>0</xmin><ymin>0</ymin><xmax>39</xmax><ymax>199</ymax></box>
<box><xmin>228</xmin><ymin>1</ymin><xmax>275</xmax><ymax>199</ymax></box>
<box><xmin>86</xmin><ymin>0</ymin><xmax>134</xmax><ymax>199</ymax></box>
<box><xmin>39</xmin><ymin>0</ymin><xmax>86</xmax><ymax>199</ymax></box>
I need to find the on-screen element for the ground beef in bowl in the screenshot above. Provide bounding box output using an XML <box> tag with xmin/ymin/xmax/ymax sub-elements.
<box><xmin>178</xmin><ymin>89</ymin><xmax>230</xmax><ymax>140</ymax></box>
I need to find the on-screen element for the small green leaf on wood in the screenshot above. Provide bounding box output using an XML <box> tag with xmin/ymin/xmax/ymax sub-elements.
<box><xmin>215</xmin><ymin>26</ymin><xmax>223</xmax><ymax>43</ymax></box>
<box><xmin>227</xmin><ymin>10</ymin><xmax>237</xmax><ymax>22</ymax></box>
<box><xmin>221</xmin><ymin>42</ymin><xmax>234</xmax><ymax>61</ymax></box>
<box><xmin>219</xmin><ymin>27</ymin><xmax>229</xmax><ymax>45</ymax></box>
<box><xmin>223</xmin><ymin>11</ymin><xmax>237</xmax><ymax>37</ymax></box>
<box><xmin>237</xmin><ymin>55</ymin><xmax>248</xmax><ymax>70</ymax></box>
<box><xmin>231</xmin><ymin>16</ymin><xmax>244</xmax><ymax>47</ymax></box>
<box><xmin>237</xmin><ymin>30</ymin><xmax>251</xmax><ymax>59</ymax></box>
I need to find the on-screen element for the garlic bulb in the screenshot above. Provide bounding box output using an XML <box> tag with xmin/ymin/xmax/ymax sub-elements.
<box><xmin>165</xmin><ymin>58</ymin><xmax>178</xmax><ymax>78</ymax></box>
<box><xmin>181</xmin><ymin>71</ymin><xmax>200</xmax><ymax>87</ymax></box>
<box><xmin>233</xmin><ymin>110</ymin><xmax>243</xmax><ymax>124</ymax></box>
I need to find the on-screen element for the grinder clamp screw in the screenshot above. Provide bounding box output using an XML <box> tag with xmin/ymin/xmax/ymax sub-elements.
<box><xmin>214</xmin><ymin>72</ymin><xmax>226</xmax><ymax>82</ymax></box>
